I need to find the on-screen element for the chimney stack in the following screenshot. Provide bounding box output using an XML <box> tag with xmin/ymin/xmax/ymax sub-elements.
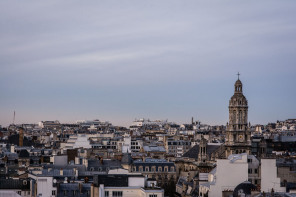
<box><xmin>19</xmin><ymin>128</ymin><xmax>24</xmax><ymax>147</ymax></box>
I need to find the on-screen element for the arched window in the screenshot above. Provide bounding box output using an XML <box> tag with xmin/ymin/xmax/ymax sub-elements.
<box><xmin>164</xmin><ymin>166</ymin><xmax>168</xmax><ymax>172</ymax></box>
<box><xmin>152</xmin><ymin>166</ymin><xmax>156</xmax><ymax>172</ymax></box>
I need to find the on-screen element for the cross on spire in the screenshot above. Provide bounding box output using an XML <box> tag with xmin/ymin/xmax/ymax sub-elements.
<box><xmin>237</xmin><ymin>72</ymin><xmax>240</xmax><ymax>80</ymax></box>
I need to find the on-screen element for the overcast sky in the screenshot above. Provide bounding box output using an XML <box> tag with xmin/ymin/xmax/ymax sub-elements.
<box><xmin>0</xmin><ymin>1</ymin><xmax>295</xmax><ymax>127</ymax></box>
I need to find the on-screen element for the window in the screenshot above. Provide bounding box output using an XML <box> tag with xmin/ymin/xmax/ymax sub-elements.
<box><xmin>164</xmin><ymin>166</ymin><xmax>168</xmax><ymax>172</ymax></box>
<box><xmin>254</xmin><ymin>169</ymin><xmax>258</xmax><ymax>174</ymax></box>
<box><xmin>17</xmin><ymin>191</ymin><xmax>21</xmax><ymax>195</ymax></box>
<box><xmin>145</xmin><ymin>167</ymin><xmax>149</xmax><ymax>172</ymax></box>
<box><xmin>149</xmin><ymin>195</ymin><xmax>157</xmax><ymax>197</ymax></box>
<box><xmin>247</xmin><ymin>158</ymin><xmax>252</xmax><ymax>163</ymax></box>
<box><xmin>112</xmin><ymin>191</ymin><xmax>123</xmax><ymax>197</ymax></box>
<box><xmin>52</xmin><ymin>190</ymin><xmax>56</xmax><ymax>195</ymax></box>
<box><xmin>152</xmin><ymin>166</ymin><xmax>156</xmax><ymax>172</ymax></box>
<box><xmin>248</xmin><ymin>169</ymin><xmax>252</xmax><ymax>174</ymax></box>
<box><xmin>105</xmin><ymin>191</ymin><xmax>109</xmax><ymax>197</ymax></box>
<box><xmin>255</xmin><ymin>179</ymin><xmax>258</xmax><ymax>185</ymax></box>
<box><xmin>158</xmin><ymin>167</ymin><xmax>162</xmax><ymax>172</ymax></box>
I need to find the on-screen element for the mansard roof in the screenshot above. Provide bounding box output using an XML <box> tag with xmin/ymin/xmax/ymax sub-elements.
<box><xmin>182</xmin><ymin>144</ymin><xmax>221</xmax><ymax>159</ymax></box>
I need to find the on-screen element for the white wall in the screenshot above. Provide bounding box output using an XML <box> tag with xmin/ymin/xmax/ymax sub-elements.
<box><xmin>261</xmin><ymin>159</ymin><xmax>285</xmax><ymax>193</ymax></box>
<box><xmin>122</xmin><ymin>135</ymin><xmax>131</xmax><ymax>153</ymax></box>
<box><xmin>108</xmin><ymin>168</ymin><xmax>129</xmax><ymax>174</ymax></box>
<box><xmin>208</xmin><ymin>154</ymin><xmax>248</xmax><ymax>197</ymax></box>
<box><xmin>128</xmin><ymin>177</ymin><xmax>145</xmax><ymax>187</ymax></box>
<box><xmin>35</xmin><ymin>176</ymin><xmax>55</xmax><ymax>197</ymax></box>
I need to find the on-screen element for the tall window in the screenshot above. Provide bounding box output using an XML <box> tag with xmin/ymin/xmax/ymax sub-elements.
<box><xmin>112</xmin><ymin>191</ymin><xmax>123</xmax><ymax>197</ymax></box>
<box><xmin>105</xmin><ymin>191</ymin><xmax>109</xmax><ymax>197</ymax></box>
<box><xmin>248</xmin><ymin>169</ymin><xmax>252</xmax><ymax>174</ymax></box>
<box><xmin>152</xmin><ymin>166</ymin><xmax>156</xmax><ymax>172</ymax></box>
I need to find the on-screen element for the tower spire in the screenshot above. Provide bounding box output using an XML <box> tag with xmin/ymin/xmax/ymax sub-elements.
<box><xmin>237</xmin><ymin>72</ymin><xmax>240</xmax><ymax>80</ymax></box>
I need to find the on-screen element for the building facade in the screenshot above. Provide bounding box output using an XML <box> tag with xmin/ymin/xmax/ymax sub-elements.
<box><xmin>225</xmin><ymin>76</ymin><xmax>251</xmax><ymax>157</ymax></box>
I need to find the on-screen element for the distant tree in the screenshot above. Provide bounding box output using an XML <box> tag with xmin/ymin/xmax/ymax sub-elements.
<box><xmin>164</xmin><ymin>177</ymin><xmax>176</xmax><ymax>197</ymax></box>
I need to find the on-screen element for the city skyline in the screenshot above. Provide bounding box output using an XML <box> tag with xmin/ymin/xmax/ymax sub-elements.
<box><xmin>1</xmin><ymin>1</ymin><xmax>296</xmax><ymax>127</ymax></box>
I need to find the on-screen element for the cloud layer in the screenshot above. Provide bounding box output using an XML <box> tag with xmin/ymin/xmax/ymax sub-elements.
<box><xmin>1</xmin><ymin>1</ymin><xmax>296</xmax><ymax>126</ymax></box>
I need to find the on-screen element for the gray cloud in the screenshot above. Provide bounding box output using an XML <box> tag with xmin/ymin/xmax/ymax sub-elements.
<box><xmin>0</xmin><ymin>0</ymin><xmax>296</xmax><ymax>126</ymax></box>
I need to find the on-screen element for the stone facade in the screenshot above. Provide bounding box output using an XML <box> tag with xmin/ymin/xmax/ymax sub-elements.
<box><xmin>225</xmin><ymin>76</ymin><xmax>251</xmax><ymax>157</ymax></box>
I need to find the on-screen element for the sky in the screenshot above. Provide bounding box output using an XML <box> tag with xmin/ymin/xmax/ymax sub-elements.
<box><xmin>0</xmin><ymin>1</ymin><xmax>296</xmax><ymax>127</ymax></box>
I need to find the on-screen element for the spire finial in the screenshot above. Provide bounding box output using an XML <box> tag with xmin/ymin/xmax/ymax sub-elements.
<box><xmin>237</xmin><ymin>72</ymin><xmax>240</xmax><ymax>80</ymax></box>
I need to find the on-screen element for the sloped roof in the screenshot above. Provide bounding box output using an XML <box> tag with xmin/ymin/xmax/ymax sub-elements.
<box><xmin>121</xmin><ymin>153</ymin><xmax>133</xmax><ymax>165</ymax></box>
<box><xmin>182</xmin><ymin>144</ymin><xmax>221</xmax><ymax>159</ymax></box>
<box><xmin>19</xmin><ymin>149</ymin><xmax>29</xmax><ymax>158</ymax></box>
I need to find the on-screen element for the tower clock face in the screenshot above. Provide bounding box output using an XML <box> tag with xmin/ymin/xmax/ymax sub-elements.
<box><xmin>239</xmin><ymin>134</ymin><xmax>244</xmax><ymax>142</ymax></box>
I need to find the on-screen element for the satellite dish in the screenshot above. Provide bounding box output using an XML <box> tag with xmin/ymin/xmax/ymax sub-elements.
<box><xmin>53</xmin><ymin>179</ymin><xmax>57</xmax><ymax>183</ymax></box>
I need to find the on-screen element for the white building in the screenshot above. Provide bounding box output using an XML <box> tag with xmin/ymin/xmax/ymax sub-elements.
<box><xmin>200</xmin><ymin>153</ymin><xmax>260</xmax><ymax>197</ymax></box>
<box><xmin>122</xmin><ymin>134</ymin><xmax>131</xmax><ymax>153</ymax></box>
<box><xmin>207</xmin><ymin>154</ymin><xmax>249</xmax><ymax>197</ymax></box>
<box><xmin>93</xmin><ymin>174</ymin><xmax>164</xmax><ymax>197</ymax></box>
<box><xmin>261</xmin><ymin>159</ymin><xmax>285</xmax><ymax>193</ymax></box>
<box><xmin>63</xmin><ymin>134</ymin><xmax>92</xmax><ymax>150</ymax></box>
<box><xmin>28</xmin><ymin>175</ymin><xmax>56</xmax><ymax>197</ymax></box>
<box><xmin>201</xmin><ymin>154</ymin><xmax>287</xmax><ymax>197</ymax></box>
<box><xmin>131</xmin><ymin>119</ymin><xmax>170</xmax><ymax>128</ymax></box>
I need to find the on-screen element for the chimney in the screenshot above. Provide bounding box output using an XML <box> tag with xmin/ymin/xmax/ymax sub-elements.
<box><xmin>19</xmin><ymin>128</ymin><xmax>24</xmax><ymax>147</ymax></box>
<box><xmin>91</xmin><ymin>184</ymin><xmax>94</xmax><ymax>197</ymax></box>
<box><xmin>83</xmin><ymin>158</ymin><xmax>88</xmax><ymax>168</ymax></box>
<box><xmin>74</xmin><ymin>168</ymin><xmax>78</xmax><ymax>177</ymax></box>
<box><xmin>193</xmin><ymin>177</ymin><xmax>198</xmax><ymax>189</ymax></box>
<box><xmin>79</xmin><ymin>183</ymin><xmax>82</xmax><ymax>194</ymax></box>
<box><xmin>10</xmin><ymin>145</ymin><xmax>15</xmax><ymax>153</ymax></box>
<box><xmin>75</xmin><ymin>157</ymin><xmax>80</xmax><ymax>165</ymax></box>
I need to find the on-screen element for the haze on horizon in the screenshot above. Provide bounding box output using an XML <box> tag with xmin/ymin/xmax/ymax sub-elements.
<box><xmin>0</xmin><ymin>1</ymin><xmax>296</xmax><ymax>127</ymax></box>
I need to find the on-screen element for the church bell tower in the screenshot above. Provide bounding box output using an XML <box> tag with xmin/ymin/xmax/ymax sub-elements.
<box><xmin>225</xmin><ymin>73</ymin><xmax>251</xmax><ymax>157</ymax></box>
